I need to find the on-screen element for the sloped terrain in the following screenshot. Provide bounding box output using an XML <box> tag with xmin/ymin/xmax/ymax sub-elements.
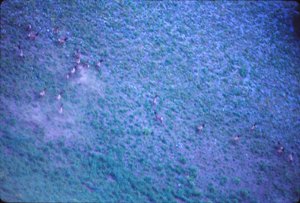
<box><xmin>0</xmin><ymin>1</ymin><xmax>300</xmax><ymax>202</ymax></box>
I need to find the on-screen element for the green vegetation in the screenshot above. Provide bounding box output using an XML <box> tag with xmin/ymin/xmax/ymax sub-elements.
<box><xmin>239</xmin><ymin>67</ymin><xmax>247</xmax><ymax>78</ymax></box>
<box><xmin>0</xmin><ymin>0</ymin><xmax>300</xmax><ymax>202</ymax></box>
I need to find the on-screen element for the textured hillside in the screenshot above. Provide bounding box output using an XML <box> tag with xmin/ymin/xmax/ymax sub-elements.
<box><xmin>1</xmin><ymin>1</ymin><xmax>300</xmax><ymax>202</ymax></box>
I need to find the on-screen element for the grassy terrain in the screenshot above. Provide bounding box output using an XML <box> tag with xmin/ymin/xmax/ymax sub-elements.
<box><xmin>1</xmin><ymin>0</ymin><xmax>300</xmax><ymax>202</ymax></box>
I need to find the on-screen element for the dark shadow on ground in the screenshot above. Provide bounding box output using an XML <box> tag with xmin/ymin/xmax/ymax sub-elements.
<box><xmin>293</xmin><ymin>3</ymin><xmax>300</xmax><ymax>38</ymax></box>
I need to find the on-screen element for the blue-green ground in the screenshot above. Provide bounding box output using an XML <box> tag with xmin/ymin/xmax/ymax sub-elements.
<box><xmin>0</xmin><ymin>1</ymin><xmax>300</xmax><ymax>202</ymax></box>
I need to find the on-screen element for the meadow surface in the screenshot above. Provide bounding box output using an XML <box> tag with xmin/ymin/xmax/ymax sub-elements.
<box><xmin>0</xmin><ymin>1</ymin><xmax>300</xmax><ymax>202</ymax></box>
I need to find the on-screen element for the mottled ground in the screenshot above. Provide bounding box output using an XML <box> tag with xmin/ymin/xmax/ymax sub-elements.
<box><xmin>0</xmin><ymin>1</ymin><xmax>300</xmax><ymax>202</ymax></box>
